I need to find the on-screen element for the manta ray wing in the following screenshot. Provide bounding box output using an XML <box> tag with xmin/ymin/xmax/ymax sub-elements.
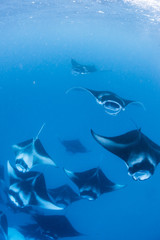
<box><xmin>64</xmin><ymin>168</ymin><xmax>99</xmax><ymax>200</ymax></box>
<box><xmin>12</xmin><ymin>138</ymin><xmax>56</xmax><ymax>172</ymax></box>
<box><xmin>71</xmin><ymin>59</ymin><xmax>97</xmax><ymax>74</ymax></box>
<box><xmin>18</xmin><ymin>224</ymin><xmax>50</xmax><ymax>240</ymax></box>
<box><xmin>9</xmin><ymin>182</ymin><xmax>32</xmax><ymax>207</ymax></box>
<box><xmin>29</xmin><ymin>173</ymin><xmax>63</xmax><ymax>211</ymax></box>
<box><xmin>61</xmin><ymin>139</ymin><xmax>88</xmax><ymax>154</ymax></box>
<box><xmin>7</xmin><ymin>162</ymin><xmax>62</xmax><ymax>210</ymax></box>
<box><xmin>0</xmin><ymin>211</ymin><xmax>8</xmax><ymax>240</ymax></box>
<box><xmin>34</xmin><ymin>214</ymin><xmax>82</xmax><ymax>238</ymax></box>
<box><xmin>12</xmin><ymin>139</ymin><xmax>36</xmax><ymax>172</ymax></box>
<box><xmin>64</xmin><ymin>168</ymin><xmax>124</xmax><ymax>200</ymax></box>
<box><xmin>91</xmin><ymin>129</ymin><xmax>160</xmax><ymax>181</ymax></box>
<box><xmin>8</xmin><ymin>162</ymin><xmax>39</xmax><ymax>208</ymax></box>
<box><xmin>48</xmin><ymin>184</ymin><xmax>80</xmax><ymax>207</ymax></box>
<box><xmin>33</xmin><ymin>139</ymin><xmax>56</xmax><ymax>166</ymax></box>
<box><xmin>91</xmin><ymin>129</ymin><xmax>141</xmax><ymax>163</ymax></box>
<box><xmin>0</xmin><ymin>165</ymin><xmax>4</xmax><ymax>181</ymax></box>
<box><xmin>7</xmin><ymin>161</ymin><xmax>39</xmax><ymax>184</ymax></box>
<box><xmin>12</xmin><ymin>139</ymin><xmax>33</xmax><ymax>155</ymax></box>
<box><xmin>97</xmin><ymin>168</ymin><xmax>125</xmax><ymax>194</ymax></box>
<box><xmin>71</xmin><ymin>59</ymin><xmax>82</xmax><ymax>69</ymax></box>
<box><xmin>13</xmin><ymin>139</ymin><xmax>33</xmax><ymax>170</ymax></box>
<box><xmin>7</xmin><ymin>161</ymin><xmax>20</xmax><ymax>184</ymax></box>
<box><xmin>64</xmin><ymin>169</ymin><xmax>84</xmax><ymax>189</ymax></box>
<box><xmin>122</xmin><ymin>98</ymin><xmax>145</xmax><ymax>110</ymax></box>
<box><xmin>66</xmin><ymin>86</ymin><xmax>103</xmax><ymax>99</ymax></box>
<box><xmin>122</xmin><ymin>98</ymin><xmax>135</xmax><ymax>107</ymax></box>
<box><xmin>66</xmin><ymin>87</ymin><xmax>145</xmax><ymax>114</ymax></box>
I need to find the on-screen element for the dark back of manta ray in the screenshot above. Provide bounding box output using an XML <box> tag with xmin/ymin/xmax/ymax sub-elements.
<box><xmin>34</xmin><ymin>215</ymin><xmax>82</xmax><ymax>238</ymax></box>
<box><xmin>0</xmin><ymin>165</ymin><xmax>4</xmax><ymax>181</ymax></box>
<box><xmin>48</xmin><ymin>184</ymin><xmax>81</xmax><ymax>207</ymax></box>
<box><xmin>0</xmin><ymin>166</ymin><xmax>7</xmax><ymax>204</ymax></box>
<box><xmin>18</xmin><ymin>224</ymin><xmax>50</xmax><ymax>240</ymax></box>
<box><xmin>74</xmin><ymin>168</ymin><xmax>116</xmax><ymax>193</ymax></box>
<box><xmin>61</xmin><ymin>139</ymin><xmax>88</xmax><ymax>154</ymax></box>
<box><xmin>71</xmin><ymin>59</ymin><xmax>97</xmax><ymax>73</ymax></box>
<box><xmin>0</xmin><ymin>211</ymin><xmax>8</xmax><ymax>240</ymax></box>
<box><xmin>29</xmin><ymin>173</ymin><xmax>51</xmax><ymax>204</ymax></box>
<box><xmin>34</xmin><ymin>139</ymin><xmax>51</xmax><ymax>158</ymax></box>
<box><xmin>71</xmin><ymin>59</ymin><xmax>84</xmax><ymax>72</ymax></box>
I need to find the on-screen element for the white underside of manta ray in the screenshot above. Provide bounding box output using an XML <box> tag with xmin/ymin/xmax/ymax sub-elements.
<box><xmin>66</xmin><ymin>87</ymin><xmax>145</xmax><ymax>116</ymax></box>
<box><xmin>91</xmin><ymin>128</ymin><xmax>160</xmax><ymax>181</ymax></box>
<box><xmin>7</xmin><ymin>161</ymin><xmax>63</xmax><ymax>211</ymax></box>
<box><xmin>12</xmin><ymin>123</ymin><xmax>56</xmax><ymax>173</ymax></box>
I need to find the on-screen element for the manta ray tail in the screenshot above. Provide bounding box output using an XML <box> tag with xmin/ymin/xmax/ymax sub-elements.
<box><xmin>130</xmin><ymin>118</ymin><xmax>141</xmax><ymax>133</ymax></box>
<box><xmin>35</xmin><ymin>123</ymin><xmax>46</xmax><ymax>140</ymax></box>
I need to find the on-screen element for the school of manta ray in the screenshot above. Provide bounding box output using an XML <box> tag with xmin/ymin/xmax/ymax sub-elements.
<box><xmin>0</xmin><ymin>59</ymin><xmax>159</xmax><ymax>239</ymax></box>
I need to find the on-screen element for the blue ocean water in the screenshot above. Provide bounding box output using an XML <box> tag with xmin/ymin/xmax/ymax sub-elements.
<box><xmin>0</xmin><ymin>0</ymin><xmax>160</xmax><ymax>239</ymax></box>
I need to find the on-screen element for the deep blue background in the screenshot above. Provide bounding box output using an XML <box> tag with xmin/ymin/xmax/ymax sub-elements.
<box><xmin>0</xmin><ymin>1</ymin><xmax>160</xmax><ymax>239</ymax></box>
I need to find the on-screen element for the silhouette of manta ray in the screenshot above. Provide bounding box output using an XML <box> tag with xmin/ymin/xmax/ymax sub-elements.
<box><xmin>64</xmin><ymin>167</ymin><xmax>125</xmax><ymax>200</ymax></box>
<box><xmin>48</xmin><ymin>184</ymin><xmax>81</xmax><ymax>208</ymax></box>
<box><xmin>0</xmin><ymin>211</ymin><xmax>8</xmax><ymax>240</ymax></box>
<box><xmin>0</xmin><ymin>165</ymin><xmax>9</xmax><ymax>206</ymax></box>
<box><xmin>17</xmin><ymin>224</ymin><xmax>50</xmax><ymax>240</ymax></box>
<box><xmin>66</xmin><ymin>87</ymin><xmax>145</xmax><ymax>116</ymax></box>
<box><xmin>0</xmin><ymin>182</ymin><xmax>8</xmax><ymax>207</ymax></box>
<box><xmin>91</xmin><ymin>129</ymin><xmax>160</xmax><ymax>181</ymax></box>
<box><xmin>0</xmin><ymin>165</ymin><xmax>4</xmax><ymax>180</ymax></box>
<box><xmin>71</xmin><ymin>58</ymin><xmax>97</xmax><ymax>75</ymax></box>
<box><xmin>12</xmin><ymin>124</ymin><xmax>56</xmax><ymax>172</ymax></box>
<box><xmin>19</xmin><ymin>215</ymin><xmax>82</xmax><ymax>239</ymax></box>
<box><xmin>7</xmin><ymin>161</ymin><xmax>63</xmax><ymax>211</ymax></box>
<box><xmin>60</xmin><ymin>139</ymin><xmax>88</xmax><ymax>154</ymax></box>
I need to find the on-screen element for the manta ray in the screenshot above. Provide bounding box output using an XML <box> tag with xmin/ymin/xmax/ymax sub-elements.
<box><xmin>48</xmin><ymin>184</ymin><xmax>81</xmax><ymax>208</ymax></box>
<box><xmin>0</xmin><ymin>211</ymin><xmax>8</xmax><ymax>240</ymax></box>
<box><xmin>66</xmin><ymin>87</ymin><xmax>145</xmax><ymax>116</ymax></box>
<box><xmin>60</xmin><ymin>139</ymin><xmax>88</xmax><ymax>154</ymax></box>
<box><xmin>0</xmin><ymin>165</ymin><xmax>9</xmax><ymax>207</ymax></box>
<box><xmin>0</xmin><ymin>180</ymin><xmax>8</xmax><ymax>207</ymax></box>
<box><xmin>64</xmin><ymin>167</ymin><xmax>124</xmax><ymax>200</ymax></box>
<box><xmin>12</xmin><ymin>123</ymin><xmax>56</xmax><ymax>172</ymax></box>
<box><xmin>17</xmin><ymin>224</ymin><xmax>50</xmax><ymax>240</ymax></box>
<box><xmin>0</xmin><ymin>165</ymin><xmax>4</xmax><ymax>180</ymax></box>
<box><xmin>91</xmin><ymin>129</ymin><xmax>160</xmax><ymax>181</ymax></box>
<box><xmin>71</xmin><ymin>59</ymin><xmax>97</xmax><ymax>75</ymax></box>
<box><xmin>19</xmin><ymin>215</ymin><xmax>82</xmax><ymax>239</ymax></box>
<box><xmin>7</xmin><ymin>161</ymin><xmax>63</xmax><ymax>211</ymax></box>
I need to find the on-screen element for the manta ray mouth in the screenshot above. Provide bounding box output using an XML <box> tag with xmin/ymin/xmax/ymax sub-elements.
<box><xmin>128</xmin><ymin>160</ymin><xmax>154</xmax><ymax>181</ymax></box>
<box><xmin>103</xmin><ymin>100</ymin><xmax>122</xmax><ymax>115</ymax></box>
<box><xmin>80</xmin><ymin>187</ymin><xmax>99</xmax><ymax>200</ymax></box>
<box><xmin>15</xmin><ymin>159</ymin><xmax>29</xmax><ymax>173</ymax></box>
<box><xmin>131</xmin><ymin>171</ymin><xmax>152</xmax><ymax>181</ymax></box>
